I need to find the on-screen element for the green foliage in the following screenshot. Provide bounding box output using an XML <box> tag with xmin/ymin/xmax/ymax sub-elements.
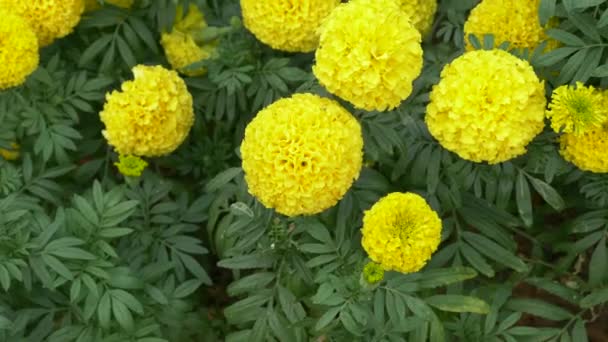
<box><xmin>1</xmin><ymin>0</ymin><xmax>608</xmax><ymax>341</ymax></box>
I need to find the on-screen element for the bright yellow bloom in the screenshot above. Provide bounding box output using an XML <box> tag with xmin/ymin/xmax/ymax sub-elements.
<box><xmin>115</xmin><ymin>154</ymin><xmax>148</xmax><ymax>177</ymax></box>
<box><xmin>361</xmin><ymin>192</ymin><xmax>442</xmax><ymax>274</ymax></box>
<box><xmin>0</xmin><ymin>11</ymin><xmax>39</xmax><ymax>90</ymax></box>
<box><xmin>0</xmin><ymin>143</ymin><xmax>19</xmax><ymax>161</ymax></box>
<box><xmin>161</xmin><ymin>5</ymin><xmax>216</xmax><ymax>76</ymax></box>
<box><xmin>397</xmin><ymin>0</ymin><xmax>438</xmax><ymax>37</ymax></box>
<box><xmin>560</xmin><ymin>125</ymin><xmax>608</xmax><ymax>173</ymax></box>
<box><xmin>362</xmin><ymin>261</ymin><xmax>385</xmax><ymax>285</ymax></box>
<box><xmin>100</xmin><ymin>65</ymin><xmax>194</xmax><ymax>157</ymax></box>
<box><xmin>313</xmin><ymin>0</ymin><xmax>423</xmax><ymax>111</ymax></box>
<box><xmin>0</xmin><ymin>0</ymin><xmax>85</xmax><ymax>47</ymax></box>
<box><xmin>241</xmin><ymin>93</ymin><xmax>363</xmax><ymax>216</ymax></box>
<box><xmin>464</xmin><ymin>0</ymin><xmax>554</xmax><ymax>52</ymax></box>
<box><xmin>426</xmin><ymin>49</ymin><xmax>546</xmax><ymax>164</ymax></box>
<box><xmin>85</xmin><ymin>0</ymin><xmax>133</xmax><ymax>11</ymax></box>
<box><xmin>546</xmin><ymin>82</ymin><xmax>607</xmax><ymax>135</ymax></box>
<box><xmin>240</xmin><ymin>0</ymin><xmax>340</xmax><ymax>52</ymax></box>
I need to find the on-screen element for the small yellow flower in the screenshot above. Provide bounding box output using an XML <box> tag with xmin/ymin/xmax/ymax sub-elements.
<box><xmin>362</xmin><ymin>261</ymin><xmax>385</xmax><ymax>285</ymax></box>
<box><xmin>397</xmin><ymin>0</ymin><xmax>438</xmax><ymax>37</ymax></box>
<box><xmin>426</xmin><ymin>49</ymin><xmax>546</xmax><ymax>164</ymax></box>
<box><xmin>560</xmin><ymin>125</ymin><xmax>608</xmax><ymax>173</ymax></box>
<box><xmin>464</xmin><ymin>0</ymin><xmax>556</xmax><ymax>52</ymax></box>
<box><xmin>100</xmin><ymin>65</ymin><xmax>194</xmax><ymax>157</ymax></box>
<box><xmin>546</xmin><ymin>82</ymin><xmax>607</xmax><ymax>135</ymax></box>
<box><xmin>0</xmin><ymin>143</ymin><xmax>19</xmax><ymax>161</ymax></box>
<box><xmin>115</xmin><ymin>154</ymin><xmax>148</xmax><ymax>177</ymax></box>
<box><xmin>240</xmin><ymin>93</ymin><xmax>363</xmax><ymax>216</ymax></box>
<box><xmin>361</xmin><ymin>192</ymin><xmax>442</xmax><ymax>274</ymax></box>
<box><xmin>240</xmin><ymin>0</ymin><xmax>340</xmax><ymax>52</ymax></box>
<box><xmin>0</xmin><ymin>10</ymin><xmax>39</xmax><ymax>90</ymax></box>
<box><xmin>0</xmin><ymin>0</ymin><xmax>85</xmax><ymax>47</ymax></box>
<box><xmin>160</xmin><ymin>5</ymin><xmax>216</xmax><ymax>76</ymax></box>
<box><xmin>313</xmin><ymin>0</ymin><xmax>423</xmax><ymax>111</ymax></box>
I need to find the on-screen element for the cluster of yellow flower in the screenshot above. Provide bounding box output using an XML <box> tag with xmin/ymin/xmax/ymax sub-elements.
<box><xmin>160</xmin><ymin>5</ymin><xmax>217</xmax><ymax>77</ymax></box>
<box><xmin>0</xmin><ymin>1</ymin><xmax>85</xmax><ymax>90</ymax></box>
<box><xmin>237</xmin><ymin>0</ymin><xmax>608</xmax><ymax>276</ymax></box>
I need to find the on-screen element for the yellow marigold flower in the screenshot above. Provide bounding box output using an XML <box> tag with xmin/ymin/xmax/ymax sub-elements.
<box><xmin>546</xmin><ymin>82</ymin><xmax>607</xmax><ymax>135</ymax></box>
<box><xmin>362</xmin><ymin>261</ymin><xmax>385</xmax><ymax>285</ymax></box>
<box><xmin>85</xmin><ymin>0</ymin><xmax>133</xmax><ymax>11</ymax></box>
<box><xmin>115</xmin><ymin>154</ymin><xmax>148</xmax><ymax>177</ymax></box>
<box><xmin>0</xmin><ymin>0</ymin><xmax>85</xmax><ymax>47</ymax></box>
<box><xmin>240</xmin><ymin>0</ymin><xmax>340</xmax><ymax>52</ymax></box>
<box><xmin>0</xmin><ymin>11</ymin><xmax>39</xmax><ymax>90</ymax></box>
<box><xmin>0</xmin><ymin>143</ymin><xmax>19</xmax><ymax>161</ymax></box>
<box><xmin>361</xmin><ymin>192</ymin><xmax>442</xmax><ymax>274</ymax></box>
<box><xmin>100</xmin><ymin>65</ymin><xmax>194</xmax><ymax>157</ymax></box>
<box><xmin>313</xmin><ymin>0</ymin><xmax>423</xmax><ymax>112</ymax></box>
<box><xmin>560</xmin><ymin>125</ymin><xmax>608</xmax><ymax>173</ymax></box>
<box><xmin>241</xmin><ymin>93</ymin><xmax>363</xmax><ymax>216</ymax></box>
<box><xmin>398</xmin><ymin>0</ymin><xmax>438</xmax><ymax>37</ymax></box>
<box><xmin>160</xmin><ymin>5</ymin><xmax>216</xmax><ymax>76</ymax></box>
<box><xmin>464</xmin><ymin>0</ymin><xmax>555</xmax><ymax>52</ymax></box>
<box><xmin>426</xmin><ymin>49</ymin><xmax>546</xmax><ymax>164</ymax></box>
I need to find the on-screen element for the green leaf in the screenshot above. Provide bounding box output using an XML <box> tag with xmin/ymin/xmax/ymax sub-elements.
<box><xmin>205</xmin><ymin>167</ymin><xmax>242</xmax><ymax>192</ymax></box>
<box><xmin>48</xmin><ymin>247</ymin><xmax>96</xmax><ymax>260</ymax></box>
<box><xmin>425</xmin><ymin>295</ymin><xmax>490</xmax><ymax>314</ymax></box>
<box><xmin>580</xmin><ymin>288</ymin><xmax>608</xmax><ymax>308</ymax></box>
<box><xmin>539</xmin><ymin>0</ymin><xmax>556</xmax><ymax>25</ymax></box>
<box><xmin>110</xmin><ymin>289</ymin><xmax>144</xmax><ymax>315</ymax></box>
<box><xmin>79</xmin><ymin>35</ymin><xmax>112</xmax><ymax>66</ymax></box>
<box><xmin>173</xmin><ymin>279</ymin><xmax>203</xmax><ymax>298</ymax></box>
<box><xmin>112</xmin><ymin>298</ymin><xmax>134</xmax><ymax>331</ymax></box>
<box><xmin>570</xmin><ymin>13</ymin><xmax>602</xmax><ymax>42</ymax></box>
<box><xmin>545</xmin><ymin>29</ymin><xmax>585</xmax><ymax>46</ymax></box>
<box><xmin>416</xmin><ymin>267</ymin><xmax>477</xmax><ymax>288</ymax></box>
<box><xmin>572</xmin><ymin>319</ymin><xmax>588</xmax><ymax>342</ymax></box>
<box><xmin>460</xmin><ymin>242</ymin><xmax>495</xmax><ymax>278</ymax></box>
<box><xmin>314</xmin><ymin>306</ymin><xmax>341</xmax><ymax>331</ymax></box>
<box><xmin>463</xmin><ymin>232</ymin><xmax>527</xmax><ymax>272</ymax></box>
<box><xmin>516</xmin><ymin>172</ymin><xmax>533</xmax><ymax>227</ymax></box>
<box><xmin>42</xmin><ymin>254</ymin><xmax>73</xmax><ymax>280</ymax></box>
<box><xmin>227</xmin><ymin>272</ymin><xmax>275</xmax><ymax>296</ymax></box>
<box><xmin>98</xmin><ymin>292</ymin><xmax>112</xmax><ymax>329</ymax></box>
<box><xmin>217</xmin><ymin>253</ymin><xmax>276</xmax><ymax>270</ymax></box>
<box><xmin>589</xmin><ymin>236</ymin><xmax>607</xmax><ymax>287</ymax></box>
<box><xmin>527</xmin><ymin>175</ymin><xmax>565</xmax><ymax>211</ymax></box>
<box><xmin>535</xmin><ymin>47</ymin><xmax>578</xmax><ymax>67</ymax></box>
<box><xmin>506</xmin><ymin>299</ymin><xmax>572</xmax><ymax>321</ymax></box>
<box><xmin>116</xmin><ymin>35</ymin><xmax>136</xmax><ymax>68</ymax></box>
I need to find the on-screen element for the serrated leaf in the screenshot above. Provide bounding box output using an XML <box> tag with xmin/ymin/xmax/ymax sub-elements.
<box><xmin>416</xmin><ymin>267</ymin><xmax>477</xmax><ymax>288</ymax></box>
<box><xmin>580</xmin><ymin>288</ymin><xmax>608</xmax><ymax>308</ymax></box>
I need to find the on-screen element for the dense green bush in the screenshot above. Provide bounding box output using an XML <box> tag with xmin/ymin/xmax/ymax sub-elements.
<box><xmin>1</xmin><ymin>0</ymin><xmax>608</xmax><ymax>341</ymax></box>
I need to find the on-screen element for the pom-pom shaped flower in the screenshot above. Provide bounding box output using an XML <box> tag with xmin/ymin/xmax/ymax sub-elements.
<box><xmin>0</xmin><ymin>11</ymin><xmax>39</xmax><ymax>90</ymax></box>
<box><xmin>398</xmin><ymin>0</ymin><xmax>438</xmax><ymax>37</ymax></box>
<box><xmin>240</xmin><ymin>0</ymin><xmax>340</xmax><ymax>52</ymax></box>
<box><xmin>115</xmin><ymin>154</ymin><xmax>148</xmax><ymax>177</ymax></box>
<box><xmin>546</xmin><ymin>82</ymin><xmax>607</xmax><ymax>135</ymax></box>
<box><xmin>0</xmin><ymin>0</ymin><xmax>85</xmax><ymax>47</ymax></box>
<box><xmin>85</xmin><ymin>0</ymin><xmax>133</xmax><ymax>11</ymax></box>
<box><xmin>464</xmin><ymin>0</ymin><xmax>553</xmax><ymax>52</ymax></box>
<box><xmin>313</xmin><ymin>0</ymin><xmax>423</xmax><ymax>111</ymax></box>
<box><xmin>240</xmin><ymin>93</ymin><xmax>363</xmax><ymax>216</ymax></box>
<box><xmin>161</xmin><ymin>5</ymin><xmax>216</xmax><ymax>76</ymax></box>
<box><xmin>361</xmin><ymin>192</ymin><xmax>442</xmax><ymax>274</ymax></box>
<box><xmin>426</xmin><ymin>49</ymin><xmax>546</xmax><ymax>164</ymax></box>
<box><xmin>100</xmin><ymin>65</ymin><xmax>194</xmax><ymax>157</ymax></box>
<box><xmin>0</xmin><ymin>143</ymin><xmax>20</xmax><ymax>161</ymax></box>
<box><xmin>560</xmin><ymin>125</ymin><xmax>608</xmax><ymax>173</ymax></box>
